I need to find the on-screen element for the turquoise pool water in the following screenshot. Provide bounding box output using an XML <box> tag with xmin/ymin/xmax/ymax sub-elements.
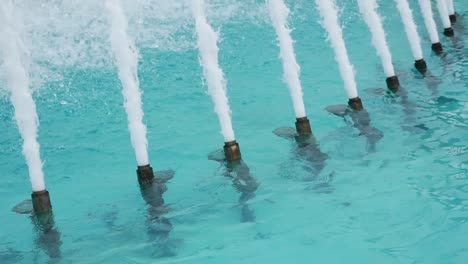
<box><xmin>1</xmin><ymin>1</ymin><xmax>467</xmax><ymax>263</ymax></box>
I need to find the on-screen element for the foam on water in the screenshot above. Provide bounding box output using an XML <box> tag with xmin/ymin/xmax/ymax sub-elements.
<box><xmin>0</xmin><ymin>0</ymin><xmax>268</xmax><ymax>91</ymax></box>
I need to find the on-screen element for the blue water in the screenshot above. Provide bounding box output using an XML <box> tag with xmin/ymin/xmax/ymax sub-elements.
<box><xmin>1</xmin><ymin>1</ymin><xmax>467</xmax><ymax>263</ymax></box>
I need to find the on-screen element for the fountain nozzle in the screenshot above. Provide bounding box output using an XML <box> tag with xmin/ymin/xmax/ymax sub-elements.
<box><xmin>348</xmin><ymin>97</ymin><xmax>364</xmax><ymax>111</ymax></box>
<box><xmin>443</xmin><ymin>27</ymin><xmax>454</xmax><ymax>37</ymax></box>
<box><xmin>386</xmin><ymin>76</ymin><xmax>400</xmax><ymax>93</ymax></box>
<box><xmin>431</xmin><ymin>43</ymin><xmax>443</xmax><ymax>55</ymax></box>
<box><xmin>224</xmin><ymin>140</ymin><xmax>242</xmax><ymax>162</ymax></box>
<box><xmin>449</xmin><ymin>14</ymin><xmax>456</xmax><ymax>24</ymax></box>
<box><xmin>295</xmin><ymin>117</ymin><xmax>312</xmax><ymax>136</ymax></box>
<box><xmin>414</xmin><ymin>59</ymin><xmax>428</xmax><ymax>74</ymax></box>
<box><xmin>31</xmin><ymin>190</ymin><xmax>52</xmax><ymax>215</ymax></box>
<box><xmin>137</xmin><ymin>164</ymin><xmax>155</xmax><ymax>186</ymax></box>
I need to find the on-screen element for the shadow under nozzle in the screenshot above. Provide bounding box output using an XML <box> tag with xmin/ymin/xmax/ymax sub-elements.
<box><xmin>137</xmin><ymin>164</ymin><xmax>154</xmax><ymax>186</ymax></box>
<box><xmin>431</xmin><ymin>42</ymin><xmax>443</xmax><ymax>55</ymax></box>
<box><xmin>449</xmin><ymin>14</ymin><xmax>456</xmax><ymax>24</ymax></box>
<box><xmin>415</xmin><ymin>59</ymin><xmax>428</xmax><ymax>74</ymax></box>
<box><xmin>444</xmin><ymin>27</ymin><xmax>454</xmax><ymax>37</ymax></box>
<box><xmin>348</xmin><ymin>97</ymin><xmax>364</xmax><ymax>111</ymax></box>
<box><xmin>31</xmin><ymin>190</ymin><xmax>52</xmax><ymax>215</ymax></box>
<box><xmin>224</xmin><ymin>140</ymin><xmax>242</xmax><ymax>162</ymax></box>
<box><xmin>295</xmin><ymin>117</ymin><xmax>312</xmax><ymax>136</ymax></box>
<box><xmin>386</xmin><ymin>76</ymin><xmax>400</xmax><ymax>93</ymax></box>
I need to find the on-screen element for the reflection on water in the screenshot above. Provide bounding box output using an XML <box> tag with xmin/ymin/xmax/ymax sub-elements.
<box><xmin>274</xmin><ymin>127</ymin><xmax>334</xmax><ymax>192</ymax></box>
<box><xmin>325</xmin><ymin>105</ymin><xmax>384</xmax><ymax>153</ymax></box>
<box><xmin>10</xmin><ymin>200</ymin><xmax>62</xmax><ymax>263</ymax></box>
<box><xmin>32</xmin><ymin>211</ymin><xmax>62</xmax><ymax>262</ymax></box>
<box><xmin>0</xmin><ymin>248</ymin><xmax>22</xmax><ymax>264</ymax></box>
<box><xmin>209</xmin><ymin>150</ymin><xmax>260</xmax><ymax>223</ymax></box>
<box><xmin>140</xmin><ymin>170</ymin><xmax>178</xmax><ymax>257</ymax></box>
<box><xmin>226</xmin><ymin>160</ymin><xmax>259</xmax><ymax>223</ymax></box>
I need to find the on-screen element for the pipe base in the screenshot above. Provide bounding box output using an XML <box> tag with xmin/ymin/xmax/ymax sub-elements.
<box><xmin>348</xmin><ymin>97</ymin><xmax>364</xmax><ymax>111</ymax></box>
<box><xmin>295</xmin><ymin>117</ymin><xmax>312</xmax><ymax>136</ymax></box>
<box><xmin>137</xmin><ymin>164</ymin><xmax>155</xmax><ymax>186</ymax></box>
<box><xmin>444</xmin><ymin>27</ymin><xmax>454</xmax><ymax>37</ymax></box>
<box><xmin>386</xmin><ymin>76</ymin><xmax>400</xmax><ymax>93</ymax></box>
<box><xmin>415</xmin><ymin>59</ymin><xmax>428</xmax><ymax>74</ymax></box>
<box><xmin>449</xmin><ymin>14</ymin><xmax>456</xmax><ymax>24</ymax></box>
<box><xmin>31</xmin><ymin>190</ymin><xmax>52</xmax><ymax>215</ymax></box>
<box><xmin>431</xmin><ymin>42</ymin><xmax>443</xmax><ymax>55</ymax></box>
<box><xmin>224</xmin><ymin>141</ymin><xmax>242</xmax><ymax>162</ymax></box>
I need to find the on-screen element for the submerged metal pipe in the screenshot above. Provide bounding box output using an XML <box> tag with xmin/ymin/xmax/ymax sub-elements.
<box><xmin>415</xmin><ymin>59</ymin><xmax>428</xmax><ymax>74</ymax></box>
<box><xmin>295</xmin><ymin>117</ymin><xmax>312</xmax><ymax>136</ymax></box>
<box><xmin>444</xmin><ymin>27</ymin><xmax>454</xmax><ymax>37</ymax></box>
<box><xmin>33</xmin><ymin>209</ymin><xmax>62</xmax><ymax>259</ymax></box>
<box><xmin>348</xmin><ymin>97</ymin><xmax>364</xmax><ymax>111</ymax></box>
<box><xmin>449</xmin><ymin>14</ymin><xmax>456</xmax><ymax>24</ymax></box>
<box><xmin>431</xmin><ymin>42</ymin><xmax>443</xmax><ymax>55</ymax></box>
<box><xmin>386</xmin><ymin>76</ymin><xmax>401</xmax><ymax>93</ymax></box>
<box><xmin>137</xmin><ymin>164</ymin><xmax>155</xmax><ymax>186</ymax></box>
<box><xmin>31</xmin><ymin>190</ymin><xmax>52</xmax><ymax>215</ymax></box>
<box><xmin>224</xmin><ymin>140</ymin><xmax>242</xmax><ymax>162</ymax></box>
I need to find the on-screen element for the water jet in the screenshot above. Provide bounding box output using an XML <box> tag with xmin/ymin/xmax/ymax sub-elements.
<box><xmin>268</xmin><ymin>0</ymin><xmax>310</xmax><ymax>142</ymax></box>
<box><xmin>447</xmin><ymin>0</ymin><xmax>456</xmax><ymax>24</ymax></box>
<box><xmin>1</xmin><ymin>0</ymin><xmax>51</xmax><ymax>212</ymax></box>
<box><xmin>394</xmin><ymin>0</ymin><xmax>426</xmax><ymax>72</ymax></box>
<box><xmin>418</xmin><ymin>0</ymin><xmax>443</xmax><ymax>55</ymax></box>
<box><xmin>190</xmin><ymin>0</ymin><xmax>239</xmax><ymax>162</ymax></box>
<box><xmin>315</xmin><ymin>0</ymin><xmax>358</xmax><ymax>100</ymax></box>
<box><xmin>357</xmin><ymin>0</ymin><xmax>399</xmax><ymax>93</ymax></box>
<box><xmin>317</xmin><ymin>0</ymin><xmax>382</xmax><ymax>153</ymax></box>
<box><xmin>436</xmin><ymin>0</ymin><xmax>455</xmax><ymax>37</ymax></box>
<box><xmin>106</xmin><ymin>0</ymin><xmax>151</xmax><ymax>185</ymax></box>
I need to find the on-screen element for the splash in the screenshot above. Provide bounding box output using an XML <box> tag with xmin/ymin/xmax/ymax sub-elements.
<box><xmin>267</xmin><ymin>0</ymin><xmax>306</xmax><ymax>118</ymax></box>
<box><xmin>435</xmin><ymin>0</ymin><xmax>451</xmax><ymax>29</ymax></box>
<box><xmin>0</xmin><ymin>1</ymin><xmax>45</xmax><ymax>192</ymax></box>
<box><xmin>0</xmin><ymin>0</ymin><xmax>268</xmax><ymax>88</ymax></box>
<box><xmin>106</xmin><ymin>0</ymin><xmax>149</xmax><ymax>166</ymax></box>
<box><xmin>357</xmin><ymin>0</ymin><xmax>395</xmax><ymax>78</ymax></box>
<box><xmin>315</xmin><ymin>0</ymin><xmax>358</xmax><ymax>99</ymax></box>
<box><xmin>394</xmin><ymin>0</ymin><xmax>423</xmax><ymax>61</ymax></box>
<box><xmin>418</xmin><ymin>0</ymin><xmax>440</xmax><ymax>44</ymax></box>
<box><xmin>189</xmin><ymin>0</ymin><xmax>236</xmax><ymax>142</ymax></box>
